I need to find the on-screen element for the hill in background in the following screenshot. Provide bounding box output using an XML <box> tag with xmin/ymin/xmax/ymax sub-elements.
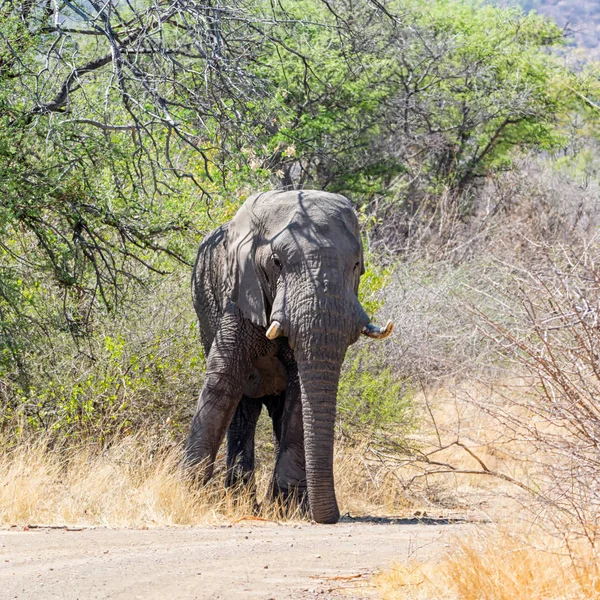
<box><xmin>497</xmin><ymin>0</ymin><xmax>600</xmax><ymax>56</ymax></box>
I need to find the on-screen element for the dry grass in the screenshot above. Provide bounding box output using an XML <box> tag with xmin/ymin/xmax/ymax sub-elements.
<box><xmin>377</xmin><ymin>531</ymin><xmax>600</xmax><ymax>600</ymax></box>
<box><xmin>0</xmin><ymin>438</ymin><xmax>249</xmax><ymax>527</ymax></box>
<box><xmin>0</xmin><ymin>436</ymin><xmax>414</xmax><ymax>527</ymax></box>
<box><xmin>374</xmin><ymin>376</ymin><xmax>600</xmax><ymax>600</ymax></box>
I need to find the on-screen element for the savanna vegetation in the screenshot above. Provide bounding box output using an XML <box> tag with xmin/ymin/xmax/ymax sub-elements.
<box><xmin>2</xmin><ymin>0</ymin><xmax>600</xmax><ymax>597</ymax></box>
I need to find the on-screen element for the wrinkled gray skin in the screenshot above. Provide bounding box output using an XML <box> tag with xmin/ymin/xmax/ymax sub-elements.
<box><xmin>185</xmin><ymin>190</ymin><xmax>380</xmax><ymax>524</ymax></box>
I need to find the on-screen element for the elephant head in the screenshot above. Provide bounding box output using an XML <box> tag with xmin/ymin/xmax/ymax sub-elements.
<box><xmin>226</xmin><ymin>190</ymin><xmax>392</xmax><ymax>523</ymax></box>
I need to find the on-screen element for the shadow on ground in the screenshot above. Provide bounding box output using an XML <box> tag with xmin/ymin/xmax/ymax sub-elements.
<box><xmin>340</xmin><ymin>513</ymin><xmax>486</xmax><ymax>525</ymax></box>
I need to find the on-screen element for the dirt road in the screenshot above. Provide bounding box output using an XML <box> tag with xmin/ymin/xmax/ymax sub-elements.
<box><xmin>1</xmin><ymin>517</ymin><xmax>468</xmax><ymax>599</ymax></box>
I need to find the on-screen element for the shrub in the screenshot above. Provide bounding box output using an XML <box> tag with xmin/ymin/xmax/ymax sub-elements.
<box><xmin>1</xmin><ymin>273</ymin><xmax>203</xmax><ymax>443</ymax></box>
<box><xmin>474</xmin><ymin>243</ymin><xmax>600</xmax><ymax>542</ymax></box>
<box><xmin>338</xmin><ymin>348</ymin><xmax>414</xmax><ymax>434</ymax></box>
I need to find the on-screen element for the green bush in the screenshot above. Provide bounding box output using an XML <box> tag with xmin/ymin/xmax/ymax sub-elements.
<box><xmin>338</xmin><ymin>348</ymin><xmax>414</xmax><ymax>435</ymax></box>
<box><xmin>1</xmin><ymin>274</ymin><xmax>203</xmax><ymax>443</ymax></box>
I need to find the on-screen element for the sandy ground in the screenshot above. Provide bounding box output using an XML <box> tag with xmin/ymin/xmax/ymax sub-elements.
<box><xmin>0</xmin><ymin>517</ymin><xmax>470</xmax><ymax>599</ymax></box>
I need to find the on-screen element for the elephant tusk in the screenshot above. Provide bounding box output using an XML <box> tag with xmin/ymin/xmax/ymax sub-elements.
<box><xmin>361</xmin><ymin>320</ymin><xmax>394</xmax><ymax>340</ymax></box>
<box><xmin>266</xmin><ymin>320</ymin><xmax>283</xmax><ymax>340</ymax></box>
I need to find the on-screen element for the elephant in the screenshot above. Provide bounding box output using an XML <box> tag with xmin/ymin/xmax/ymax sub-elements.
<box><xmin>185</xmin><ymin>190</ymin><xmax>393</xmax><ymax>524</ymax></box>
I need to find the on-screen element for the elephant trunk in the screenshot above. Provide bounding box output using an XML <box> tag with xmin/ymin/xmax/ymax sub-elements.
<box><xmin>290</xmin><ymin>294</ymin><xmax>348</xmax><ymax>524</ymax></box>
<box><xmin>295</xmin><ymin>352</ymin><xmax>343</xmax><ymax>524</ymax></box>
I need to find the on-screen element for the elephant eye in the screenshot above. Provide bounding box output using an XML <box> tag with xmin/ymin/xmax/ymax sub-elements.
<box><xmin>273</xmin><ymin>255</ymin><xmax>282</xmax><ymax>269</ymax></box>
<box><xmin>354</xmin><ymin>261</ymin><xmax>360</xmax><ymax>270</ymax></box>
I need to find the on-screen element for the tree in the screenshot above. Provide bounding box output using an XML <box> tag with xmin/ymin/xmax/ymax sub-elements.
<box><xmin>0</xmin><ymin>0</ymin><xmax>277</xmax><ymax>383</ymax></box>
<box><xmin>249</xmin><ymin>0</ymin><xmax>583</xmax><ymax>203</ymax></box>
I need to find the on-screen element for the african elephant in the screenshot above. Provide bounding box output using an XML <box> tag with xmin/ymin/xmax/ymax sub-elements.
<box><xmin>185</xmin><ymin>190</ymin><xmax>393</xmax><ymax>524</ymax></box>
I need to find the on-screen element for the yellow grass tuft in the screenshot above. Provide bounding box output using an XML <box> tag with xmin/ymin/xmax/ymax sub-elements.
<box><xmin>377</xmin><ymin>532</ymin><xmax>600</xmax><ymax>600</ymax></box>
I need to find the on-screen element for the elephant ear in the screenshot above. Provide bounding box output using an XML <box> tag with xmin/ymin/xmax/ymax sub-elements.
<box><xmin>337</xmin><ymin>195</ymin><xmax>365</xmax><ymax>292</ymax></box>
<box><xmin>359</xmin><ymin>236</ymin><xmax>366</xmax><ymax>276</ymax></box>
<box><xmin>354</xmin><ymin>236</ymin><xmax>365</xmax><ymax>295</ymax></box>
<box><xmin>225</xmin><ymin>200</ymin><xmax>268</xmax><ymax>327</ymax></box>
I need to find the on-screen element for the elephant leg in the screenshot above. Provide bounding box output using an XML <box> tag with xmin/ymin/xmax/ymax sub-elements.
<box><xmin>225</xmin><ymin>397</ymin><xmax>262</xmax><ymax>488</ymax></box>
<box><xmin>271</xmin><ymin>369</ymin><xmax>308</xmax><ymax>510</ymax></box>
<box><xmin>263</xmin><ymin>393</ymin><xmax>284</xmax><ymax>450</ymax></box>
<box><xmin>184</xmin><ymin>310</ymin><xmax>253</xmax><ymax>481</ymax></box>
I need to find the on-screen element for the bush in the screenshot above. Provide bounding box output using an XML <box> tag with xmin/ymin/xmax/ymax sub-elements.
<box><xmin>474</xmin><ymin>243</ymin><xmax>600</xmax><ymax>541</ymax></box>
<box><xmin>1</xmin><ymin>273</ymin><xmax>203</xmax><ymax>443</ymax></box>
<box><xmin>338</xmin><ymin>348</ymin><xmax>414</xmax><ymax>434</ymax></box>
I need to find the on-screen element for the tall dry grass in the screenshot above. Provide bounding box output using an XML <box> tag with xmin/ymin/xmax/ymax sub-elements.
<box><xmin>0</xmin><ymin>438</ymin><xmax>240</xmax><ymax>527</ymax></box>
<box><xmin>377</xmin><ymin>531</ymin><xmax>600</xmax><ymax>600</ymax></box>
<box><xmin>0</xmin><ymin>436</ymin><xmax>414</xmax><ymax>527</ymax></box>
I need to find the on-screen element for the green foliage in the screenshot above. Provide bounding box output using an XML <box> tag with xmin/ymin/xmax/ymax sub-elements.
<box><xmin>410</xmin><ymin>0</ymin><xmax>569</xmax><ymax>179</ymax></box>
<box><xmin>1</xmin><ymin>275</ymin><xmax>203</xmax><ymax>441</ymax></box>
<box><xmin>338</xmin><ymin>348</ymin><xmax>414</xmax><ymax>433</ymax></box>
<box><xmin>359</xmin><ymin>262</ymin><xmax>393</xmax><ymax>318</ymax></box>
<box><xmin>358</xmin><ymin>244</ymin><xmax>394</xmax><ymax>317</ymax></box>
<box><xmin>250</xmin><ymin>0</ymin><xmax>400</xmax><ymax>194</ymax></box>
<box><xmin>248</xmin><ymin>0</ymin><xmax>586</xmax><ymax>199</ymax></box>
